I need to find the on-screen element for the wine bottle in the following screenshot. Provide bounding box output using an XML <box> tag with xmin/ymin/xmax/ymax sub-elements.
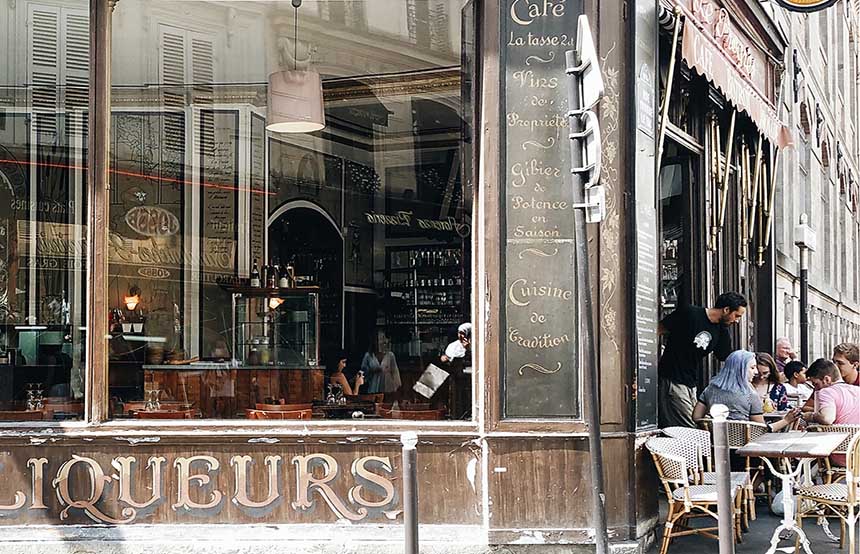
<box><xmin>286</xmin><ymin>258</ymin><xmax>296</xmax><ymax>288</ymax></box>
<box><xmin>250</xmin><ymin>259</ymin><xmax>261</xmax><ymax>287</ymax></box>
<box><xmin>277</xmin><ymin>258</ymin><xmax>288</xmax><ymax>288</ymax></box>
<box><xmin>267</xmin><ymin>260</ymin><xmax>278</xmax><ymax>288</ymax></box>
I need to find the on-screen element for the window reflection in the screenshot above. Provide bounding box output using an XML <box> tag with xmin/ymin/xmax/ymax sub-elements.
<box><xmin>108</xmin><ymin>0</ymin><xmax>475</xmax><ymax>421</ymax></box>
<box><xmin>0</xmin><ymin>1</ymin><xmax>89</xmax><ymax>421</ymax></box>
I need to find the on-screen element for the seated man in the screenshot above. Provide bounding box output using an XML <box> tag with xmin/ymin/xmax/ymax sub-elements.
<box><xmin>832</xmin><ymin>342</ymin><xmax>860</xmax><ymax>387</ymax></box>
<box><xmin>801</xmin><ymin>358</ymin><xmax>860</xmax><ymax>466</ymax></box>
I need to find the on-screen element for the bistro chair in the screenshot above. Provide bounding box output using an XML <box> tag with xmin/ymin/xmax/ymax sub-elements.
<box><xmin>134</xmin><ymin>409</ymin><xmax>197</xmax><ymax>419</ymax></box>
<box><xmin>379</xmin><ymin>407</ymin><xmax>445</xmax><ymax>420</ymax></box>
<box><xmin>725</xmin><ymin>420</ymin><xmax>769</xmax><ymax>520</ymax></box>
<box><xmin>807</xmin><ymin>424</ymin><xmax>860</xmax><ymax>484</ymax></box>
<box><xmin>662</xmin><ymin>426</ymin><xmax>753</xmax><ymax>529</ymax></box>
<box><xmin>795</xmin><ymin>432</ymin><xmax>860</xmax><ymax>554</ymax></box>
<box><xmin>646</xmin><ymin>437</ymin><xmax>742</xmax><ymax>554</ymax></box>
<box><xmin>255</xmin><ymin>403</ymin><xmax>313</xmax><ymax>412</ymax></box>
<box><xmin>245</xmin><ymin>408</ymin><xmax>312</xmax><ymax>420</ymax></box>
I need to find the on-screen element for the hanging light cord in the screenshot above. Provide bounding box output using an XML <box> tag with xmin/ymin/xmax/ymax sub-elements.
<box><xmin>292</xmin><ymin>0</ymin><xmax>301</xmax><ymax>71</ymax></box>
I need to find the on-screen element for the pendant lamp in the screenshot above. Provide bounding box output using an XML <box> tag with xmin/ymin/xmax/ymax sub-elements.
<box><xmin>267</xmin><ymin>0</ymin><xmax>325</xmax><ymax>133</ymax></box>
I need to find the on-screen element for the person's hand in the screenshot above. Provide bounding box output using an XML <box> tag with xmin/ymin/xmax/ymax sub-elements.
<box><xmin>355</xmin><ymin>373</ymin><xmax>365</xmax><ymax>388</ymax></box>
<box><xmin>440</xmin><ymin>355</ymin><xmax>450</xmax><ymax>363</ymax></box>
<box><xmin>783</xmin><ymin>407</ymin><xmax>801</xmax><ymax>423</ymax></box>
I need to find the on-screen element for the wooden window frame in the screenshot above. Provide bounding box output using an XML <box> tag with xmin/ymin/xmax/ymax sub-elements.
<box><xmin>0</xmin><ymin>0</ymin><xmax>592</xmax><ymax>439</ymax></box>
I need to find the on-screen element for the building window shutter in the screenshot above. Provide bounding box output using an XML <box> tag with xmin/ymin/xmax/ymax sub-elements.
<box><xmin>158</xmin><ymin>26</ymin><xmax>215</xmax><ymax>153</ymax></box>
<box><xmin>62</xmin><ymin>10</ymin><xmax>89</xmax><ymax>140</ymax></box>
<box><xmin>29</xmin><ymin>6</ymin><xmax>60</xmax><ymax>142</ymax></box>
<box><xmin>191</xmin><ymin>34</ymin><xmax>215</xmax><ymax>155</ymax></box>
<box><xmin>159</xmin><ymin>26</ymin><xmax>187</xmax><ymax>151</ymax></box>
<box><xmin>430</xmin><ymin>2</ymin><xmax>450</xmax><ymax>52</ymax></box>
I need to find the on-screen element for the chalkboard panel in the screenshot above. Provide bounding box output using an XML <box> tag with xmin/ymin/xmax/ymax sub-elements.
<box><xmin>633</xmin><ymin>2</ymin><xmax>659</xmax><ymax>429</ymax></box>
<box><xmin>501</xmin><ymin>0</ymin><xmax>583</xmax><ymax>418</ymax></box>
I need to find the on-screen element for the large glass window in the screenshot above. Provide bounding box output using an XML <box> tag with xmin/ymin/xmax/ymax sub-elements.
<box><xmin>0</xmin><ymin>0</ymin><xmax>89</xmax><ymax>421</ymax></box>
<box><xmin>108</xmin><ymin>0</ymin><xmax>475</xmax><ymax>421</ymax></box>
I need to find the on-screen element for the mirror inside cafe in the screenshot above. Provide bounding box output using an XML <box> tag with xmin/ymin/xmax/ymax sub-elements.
<box><xmin>0</xmin><ymin>0</ymin><xmax>475</xmax><ymax>422</ymax></box>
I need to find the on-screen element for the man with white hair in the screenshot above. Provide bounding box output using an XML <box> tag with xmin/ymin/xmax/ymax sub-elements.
<box><xmin>774</xmin><ymin>337</ymin><xmax>797</xmax><ymax>373</ymax></box>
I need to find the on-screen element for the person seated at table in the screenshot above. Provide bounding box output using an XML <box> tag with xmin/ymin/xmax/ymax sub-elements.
<box><xmin>800</xmin><ymin>358</ymin><xmax>860</xmax><ymax>466</ymax></box>
<box><xmin>693</xmin><ymin>350</ymin><xmax>797</xmax><ymax>432</ymax></box>
<box><xmin>798</xmin><ymin>343</ymin><xmax>860</xmax><ymax>414</ymax></box>
<box><xmin>831</xmin><ymin>342</ymin><xmax>860</xmax><ymax>387</ymax></box>
<box><xmin>329</xmin><ymin>352</ymin><xmax>364</xmax><ymax>396</ymax></box>
<box><xmin>752</xmin><ymin>352</ymin><xmax>788</xmax><ymax>411</ymax></box>
<box><xmin>782</xmin><ymin>360</ymin><xmax>813</xmax><ymax>405</ymax></box>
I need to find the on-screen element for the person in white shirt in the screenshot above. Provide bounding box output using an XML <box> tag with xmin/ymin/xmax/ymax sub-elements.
<box><xmin>782</xmin><ymin>360</ymin><xmax>813</xmax><ymax>406</ymax></box>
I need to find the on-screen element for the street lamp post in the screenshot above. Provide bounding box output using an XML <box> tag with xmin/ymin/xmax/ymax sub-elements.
<box><xmin>794</xmin><ymin>214</ymin><xmax>816</xmax><ymax>362</ymax></box>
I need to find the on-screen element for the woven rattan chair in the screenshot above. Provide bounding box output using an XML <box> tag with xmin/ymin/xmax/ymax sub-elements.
<box><xmin>795</xmin><ymin>432</ymin><xmax>860</xmax><ymax>553</ymax></box>
<box><xmin>647</xmin><ymin>437</ymin><xmax>741</xmax><ymax>554</ymax></box>
<box><xmin>808</xmin><ymin>424</ymin><xmax>860</xmax><ymax>484</ymax></box>
<box><xmin>663</xmin><ymin>426</ymin><xmax>753</xmax><ymax>529</ymax></box>
<box><xmin>725</xmin><ymin>420</ymin><xmax>769</xmax><ymax>520</ymax></box>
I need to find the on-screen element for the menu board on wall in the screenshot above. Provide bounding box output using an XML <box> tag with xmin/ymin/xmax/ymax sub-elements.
<box><xmin>250</xmin><ymin>114</ymin><xmax>266</xmax><ymax>269</ymax></box>
<box><xmin>633</xmin><ymin>3</ymin><xmax>659</xmax><ymax>429</ymax></box>
<box><xmin>501</xmin><ymin>0</ymin><xmax>583</xmax><ymax>418</ymax></box>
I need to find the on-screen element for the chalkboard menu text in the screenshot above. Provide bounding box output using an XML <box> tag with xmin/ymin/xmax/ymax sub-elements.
<box><xmin>501</xmin><ymin>0</ymin><xmax>583</xmax><ymax>418</ymax></box>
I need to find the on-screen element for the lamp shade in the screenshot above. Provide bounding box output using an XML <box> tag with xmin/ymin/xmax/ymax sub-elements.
<box><xmin>267</xmin><ymin>70</ymin><xmax>325</xmax><ymax>133</ymax></box>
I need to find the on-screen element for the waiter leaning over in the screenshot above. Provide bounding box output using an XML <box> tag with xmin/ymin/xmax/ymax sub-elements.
<box><xmin>657</xmin><ymin>291</ymin><xmax>747</xmax><ymax>428</ymax></box>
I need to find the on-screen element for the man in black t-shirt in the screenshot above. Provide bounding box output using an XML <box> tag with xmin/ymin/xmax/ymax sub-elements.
<box><xmin>657</xmin><ymin>291</ymin><xmax>747</xmax><ymax>428</ymax></box>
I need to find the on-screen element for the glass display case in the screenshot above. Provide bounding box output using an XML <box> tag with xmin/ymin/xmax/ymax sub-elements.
<box><xmin>230</xmin><ymin>286</ymin><xmax>320</xmax><ymax>368</ymax></box>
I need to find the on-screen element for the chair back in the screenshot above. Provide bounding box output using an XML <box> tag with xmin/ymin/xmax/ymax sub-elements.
<box><xmin>847</xmin><ymin>433</ymin><xmax>860</xmax><ymax>504</ymax></box>
<box><xmin>348</xmin><ymin>394</ymin><xmax>384</xmax><ymax>403</ymax></box>
<box><xmin>245</xmin><ymin>408</ymin><xmax>312</xmax><ymax>420</ymax></box>
<box><xmin>379</xmin><ymin>408</ymin><xmax>445</xmax><ymax>420</ymax></box>
<box><xmin>724</xmin><ymin>420</ymin><xmax>768</xmax><ymax>449</ymax></box>
<box><xmin>663</xmin><ymin>426</ymin><xmax>712</xmax><ymax>472</ymax></box>
<box><xmin>134</xmin><ymin>409</ymin><xmax>196</xmax><ymax>419</ymax></box>
<box><xmin>645</xmin><ymin>437</ymin><xmax>690</xmax><ymax>488</ymax></box>
<box><xmin>255</xmin><ymin>403</ymin><xmax>313</xmax><ymax>412</ymax></box>
<box><xmin>807</xmin><ymin>424</ymin><xmax>860</xmax><ymax>456</ymax></box>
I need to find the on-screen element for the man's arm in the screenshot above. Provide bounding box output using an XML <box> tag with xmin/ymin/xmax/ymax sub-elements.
<box><xmin>658</xmin><ymin>305</ymin><xmax>686</xmax><ymax>337</ymax></box>
<box><xmin>805</xmin><ymin>390</ymin><xmax>836</xmax><ymax>425</ymax></box>
<box><xmin>714</xmin><ymin>326</ymin><xmax>733</xmax><ymax>362</ymax></box>
<box><xmin>807</xmin><ymin>405</ymin><xmax>836</xmax><ymax>425</ymax></box>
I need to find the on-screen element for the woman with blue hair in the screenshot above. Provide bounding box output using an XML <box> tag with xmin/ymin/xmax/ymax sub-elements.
<box><xmin>692</xmin><ymin>350</ymin><xmax>798</xmax><ymax>431</ymax></box>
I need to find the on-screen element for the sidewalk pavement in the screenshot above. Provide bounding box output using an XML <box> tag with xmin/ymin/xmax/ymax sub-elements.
<box><xmin>648</xmin><ymin>499</ymin><xmax>846</xmax><ymax>554</ymax></box>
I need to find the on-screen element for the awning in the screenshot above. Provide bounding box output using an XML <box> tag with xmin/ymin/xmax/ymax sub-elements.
<box><xmin>677</xmin><ymin>4</ymin><xmax>793</xmax><ymax>149</ymax></box>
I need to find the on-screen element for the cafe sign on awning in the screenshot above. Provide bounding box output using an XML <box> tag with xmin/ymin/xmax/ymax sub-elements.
<box><xmin>773</xmin><ymin>0</ymin><xmax>838</xmax><ymax>12</ymax></box>
<box><xmin>677</xmin><ymin>1</ymin><xmax>793</xmax><ymax>148</ymax></box>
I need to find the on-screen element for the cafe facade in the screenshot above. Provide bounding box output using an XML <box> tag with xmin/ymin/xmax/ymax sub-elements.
<box><xmin>0</xmin><ymin>0</ymin><xmax>791</xmax><ymax>552</ymax></box>
<box><xmin>652</xmin><ymin>0</ymin><xmax>791</xmax><ymax>389</ymax></box>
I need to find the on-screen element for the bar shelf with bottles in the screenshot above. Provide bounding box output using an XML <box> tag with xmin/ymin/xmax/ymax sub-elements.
<box><xmin>382</xmin><ymin>245</ymin><xmax>467</xmax><ymax>344</ymax></box>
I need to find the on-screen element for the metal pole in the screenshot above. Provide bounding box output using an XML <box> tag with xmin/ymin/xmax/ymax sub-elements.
<box><xmin>401</xmin><ymin>431</ymin><xmax>419</xmax><ymax>554</ymax></box>
<box><xmin>710</xmin><ymin>404</ymin><xmax>736</xmax><ymax>554</ymax></box>
<box><xmin>656</xmin><ymin>7</ymin><xmax>682</xmax><ymax>166</ymax></box>
<box><xmin>799</xmin><ymin>241</ymin><xmax>809</xmax><ymax>363</ymax></box>
<box><xmin>565</xmin><ymin>49</ymin><xmax>609</xmax><ymax>554</ymax></box>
